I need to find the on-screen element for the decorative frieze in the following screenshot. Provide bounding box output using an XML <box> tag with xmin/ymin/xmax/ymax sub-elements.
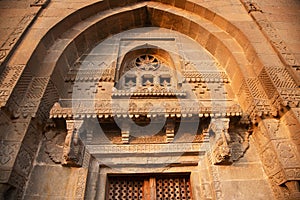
<box><xmin>87</xmin><ymin>143</ymin><xmax>204</xmax><ymax>155</ymax></box>
<box><xmin>244</xmin><ymin>1</ymin><xmax>300</xmax><ymax>68</ymax></box>
<box><xmin>75</xmin><ymin>168</ymin><xmax>88</xmax><ymax>198</ymax></box>
<box><xmin>0</xmin><ymin>142</ymin><xmax>19</xmax><ymax>167</ymax></box>
<box><xmin>65</xmin><ymin>66</ymin><xmax>115</xmax><ymax>82</ymax></box>
<box><xmin>112</xmin><ymin>85</ymin><xmax>186</xmax><ymax>97</ymax></box>
<box><xmin>0</xmin><ymin>13</ymin><xmax>35</xmax><ymax>67</ymax></box>
<box><xmin>183</xmin><ymin>70</ymin><xmax>229</xmax><ymax>83</ymax></box>
<box><xmin>0</xmin><ymin>65</ymin><xmax>25</xmax><ymax>107</ymax></box>
<box><xmin>50</xmin><ymin>100</ymin><xmax>242</xmax><ymax>119</ymax></box>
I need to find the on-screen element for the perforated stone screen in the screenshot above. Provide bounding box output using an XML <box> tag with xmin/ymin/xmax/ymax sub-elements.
<box><xmin>107</xmin><ymin>173</ymin><xmax>192</xmax><ymax>200</ymax></box>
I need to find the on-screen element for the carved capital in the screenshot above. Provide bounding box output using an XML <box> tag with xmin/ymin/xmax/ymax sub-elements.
<box><xmin>62</xmin><ymin>120</ymin><xmax>85</xmax><ymax>167</ymax></box>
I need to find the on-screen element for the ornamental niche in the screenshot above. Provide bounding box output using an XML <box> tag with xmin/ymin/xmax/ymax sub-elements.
<box><xmin>114</xmin><ymin>48</ymin><xmax>185</xmax><ymax>97</ymax></box>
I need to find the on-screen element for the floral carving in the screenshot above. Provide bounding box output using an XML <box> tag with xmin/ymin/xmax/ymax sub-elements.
<box><xmin>135</xmin><ymin>54</ymin><xmax>160</xmax><ymax>71</ymax></box>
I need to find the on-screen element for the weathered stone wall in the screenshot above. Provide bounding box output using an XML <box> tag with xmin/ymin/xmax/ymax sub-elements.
<box><xmin>0</xmin><ymin>0</ymin><xmax>299</xmax><ymax>199</ymax></box>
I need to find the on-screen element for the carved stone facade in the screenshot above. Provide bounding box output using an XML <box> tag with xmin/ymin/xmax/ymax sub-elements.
<box><xmin>0</xmin><ymin>0</ymin><xmax>299</xmax><ymax>199</ymax></box>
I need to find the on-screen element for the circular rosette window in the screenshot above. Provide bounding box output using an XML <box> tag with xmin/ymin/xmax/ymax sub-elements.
<box><xmin>135</xmin><ymin>54</ymin><xmax>160</xmax><ymax>71</ymax></box>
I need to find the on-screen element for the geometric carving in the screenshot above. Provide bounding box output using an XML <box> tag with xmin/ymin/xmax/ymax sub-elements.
<box><xmin>264</xmin><ymin>66</ymin><xmax>297</xmax><ymax>89</ymax></box>
<box><xmin>112</xmin><ymin>84</ymin><xmax>187</xmax><ymax>97</ymax></box>
<box><xmin>87</xmin><ymin>143</ymin><xmax>204</xmax><ymax>155</ymax></box>
<box><xmin>165</xmin><ymin>118</ymin><xmax>175</xmax><ymax>143</ymax></box>
<box><xmin>15</xmin><ymin>146</ymin><xmax>33</xmax><ymax>176</ymax></box>
<box><xmin>20</xmin><ymin>77</ymin><xmax>49</xmax><ymax>118</ymax></box>
<box><xmin>0</xmin><ymin>65</ymin><xmax>25</xmax><ymax>107</ymax></box>
<box><xmin>254</xmin><ymin>12</ymin><xmax>300</xmax><ymax>67</ymax></box>
<box><xmin>37</xmin><ymin>80</ymin><xmax>59</xmax><ymax>120</ymax></box>
<box><xmin>6</xmin><ymin>76</ymin><xmax>49</xmax><ymax>118</ymax></box>
<box><xmin>0</xmin><ymin>65</ymin><xmax>24</xmax><ymax>88</ymax></box>
<box><xmin>50</xmin><ymin>99</ymin><xmax>243</xmax><ymax>119</ymax></box>
<box><xmin>0</xmin><ymin>143</ymin><xmax>18</xmax><ymax>166</ymax></box>
<box><xmin>258</xmin><ymin>68</ymin><xmax>277</xmax><ymax>99</ymax></box>
<box><xmin>65</xmin><ymin>62</ymin><xmax>115</xmax><ymax>82</ymax></box>
<box><xmin>259</xmin><ymin>65</ymin><xmax>300</xmax><ymax>108</ymax></box>
<box><xmin>0</xmin><ymin>12</ymin><xmax>35</xmax><ymax>67</ymax></box>
<box><xmin>75</xmin><ymin>168</ymin><xmax>88</xmax><ymax>198</ymax></box>
<box><xmin>120</xmin><ymin>122</ymin><xmax>130</xmax><ymax>144</ymax></box>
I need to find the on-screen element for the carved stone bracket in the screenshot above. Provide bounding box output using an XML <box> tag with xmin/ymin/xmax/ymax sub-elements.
<box><xmin>165</xmin><ymin>118</ymin><xmax>175</xmax><ymax>143</ymax></box>
<box><xmin>63</xmin><ymin>120</ymin><xmax>85</xmax><ymax>167</ymax></box>
<box><xmin>122</xmin><ymin>128</ymin><xmax>130</xmax><ymax>145</ymax></box>
<box><xmin>210</xmin><ymin>118</ymin><xmax>231</xmax><ymax>165</ymax></box>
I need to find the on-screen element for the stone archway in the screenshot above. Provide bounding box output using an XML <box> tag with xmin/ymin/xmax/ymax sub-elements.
<box><xmin>0</xmin><ymin>1</ymin><xmax>299</xmax><ymax>199</ymax></box>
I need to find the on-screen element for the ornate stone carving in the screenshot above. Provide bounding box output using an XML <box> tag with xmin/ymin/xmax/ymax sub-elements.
<box><xmin>228</xmin><ymin>128</ymin><xmax>251</xmax><ymax>161</ymax></box>
<box><xmin>0</xmin><ymin>143</ymin><xmax>18</xmax><ymax>166</ymax></box>
<box><xmin>44</xmin><ymin>125</ymin><xmax>66</xmax><ymax>164</ymax></box>
<box><xmin>50</xmin><ymin>99</ymin><xmax>242</xmax><ymax>119</ymax></box>
<box><xmin>210</xmin><ymin>118</ymin><xmax>231</xmax><ymax>165</ymax></box>
<box><xmin>134</xmin><ymin>54</ymin><xmax>160</xmax><ymax>71</ymax></box>
<box><xmin>37</xmin><ymin>80</ymin><xmax>59</xmax><ymax>120</ymax></box>
<box><xmin>75</xmin><ymin>168</ymin><xmax>88</xmax><ymax>198</ymax></box>
<box><xmin>112</xmin><ymin>84</ymin><xmax>186</xmax><ymax>97</ymax></box>
<box><xmin>15</xmin><ymin>146</ymin><xmax>33</xmax><ymax>176</ymax></box>
<box><xmin>62</xmin><ymin>120</ymin><xmax>85</xmax><ymax>167</ymax></box>
<box><xmin>0</xmin><ymin>12</ymin><xmax>35</xmax><ymax>67</ymax></box>
<box><xmin>87</xmin><ymin>143</ymin><xmax>204</xmax><ymax>155</ymax></box>
<box><xmin>6</xmin><ymin>76</ymin><xmax>49</xmax><ymax>118</ymax></box>
<box><xmin>244</xmin><ymin>0</ymin><xmax>300</xmax><ymax>69</ymax></box>
<box><xmin>0</xmin><ymin>65</ymin><xmax>25</xmax><ymax>107</ymax></box>
<box><xmin>256</xmin><ymin>118</ymin><xmax>300</xmax><ymax>200</ymax></box>
<box><xmin>65</xmin><ymin>63</ymin><xmax>115</xmax><ymax>82</ymax></box>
